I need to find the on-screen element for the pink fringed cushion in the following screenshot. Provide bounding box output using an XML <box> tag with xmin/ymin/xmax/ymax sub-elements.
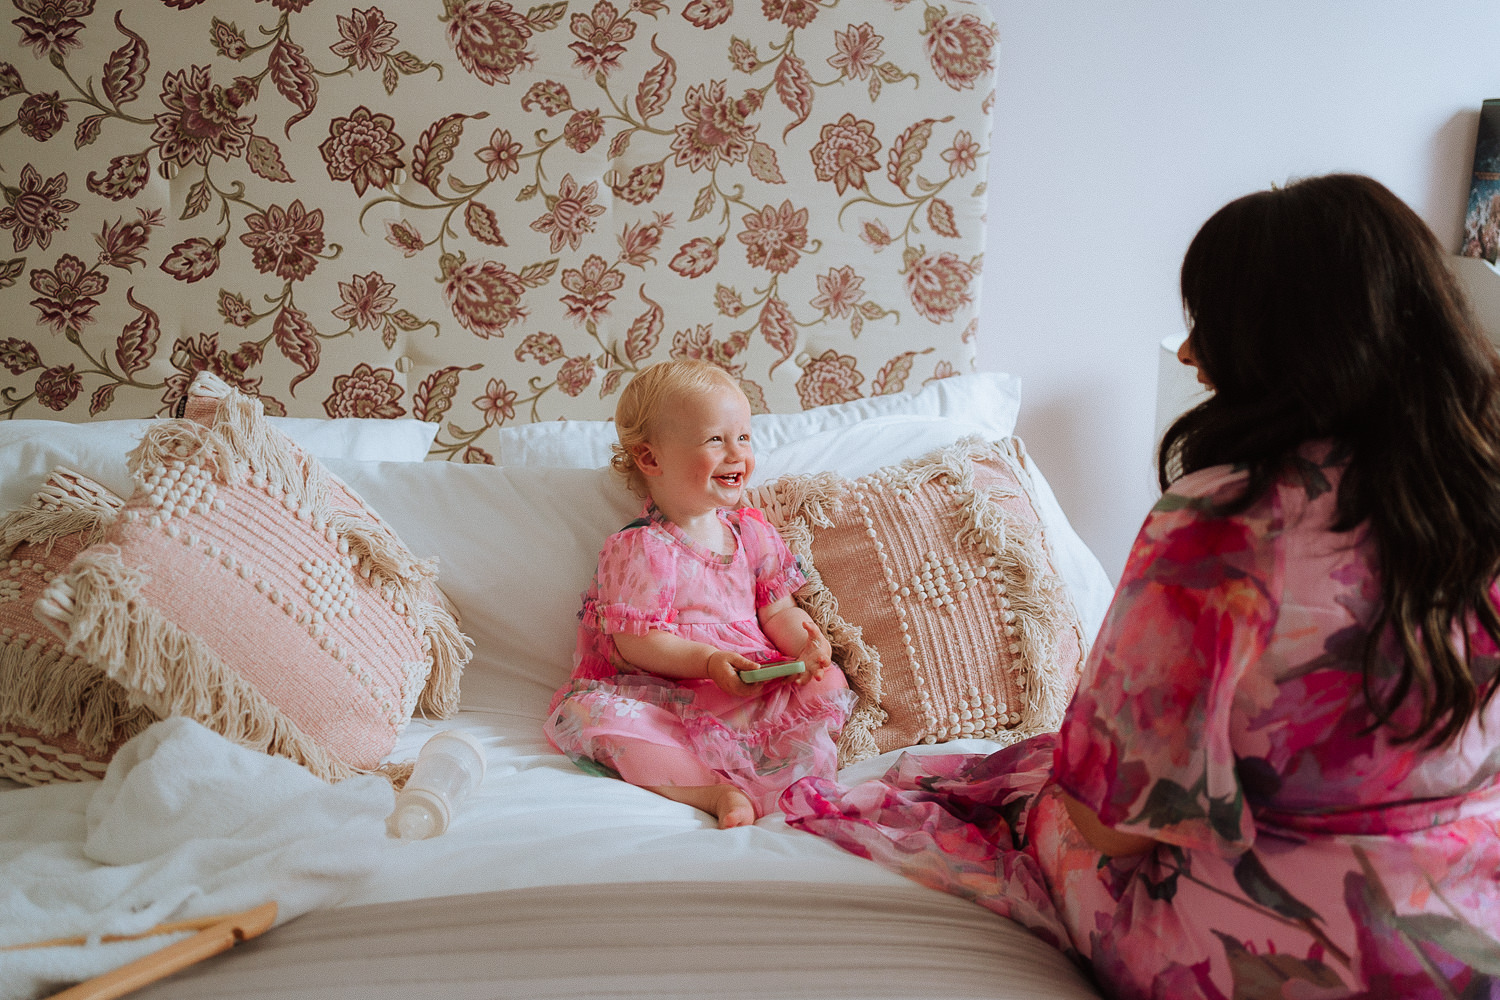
<box><xmin>34</xmin><ymin>373</ymin><xmax>472</xmax><ymax>782</ymax></box>
<box><xmin>751</xmin><ymin>437</ymin><xmax>1087</xmax><ymax>765</ymax></box>
<box><xmin>0</xmin><ymin>469</ymin><xmax>149</xmax><ymax>785</ymax></box>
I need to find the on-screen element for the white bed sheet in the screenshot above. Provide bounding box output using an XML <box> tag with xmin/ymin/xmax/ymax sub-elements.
<box><xmin>356</xmin><ymin>662</ymin><xmax>1005</xmax><ymax>908</ymax></box>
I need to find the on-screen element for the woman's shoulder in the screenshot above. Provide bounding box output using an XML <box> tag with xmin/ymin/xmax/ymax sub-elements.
<box><xmin>1155</xmin><ymin>462</ymin><xmax>1253</xmax><ymax>521</ymax></box>
<box><xmin>1162</xmin><ymin>441</ymin><xmax>1346</xmax><ymax>511</ymax></box>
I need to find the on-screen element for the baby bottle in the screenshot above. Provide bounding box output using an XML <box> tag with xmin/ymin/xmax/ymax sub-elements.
<box><xmin>389</xmin><ymin>730</ymin><xmax>487</xmax><ymax>840</ymax></box>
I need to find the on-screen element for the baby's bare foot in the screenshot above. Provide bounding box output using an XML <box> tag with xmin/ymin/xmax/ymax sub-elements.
<box><xmin>647</xmin><ymin>782</ymin><xmax>757</xmax><ymax>828</ymax></box>
<box><xmin>711</xmin><ymin>786</ymin><xmax>756</xmax><ymax>829</ymax></box>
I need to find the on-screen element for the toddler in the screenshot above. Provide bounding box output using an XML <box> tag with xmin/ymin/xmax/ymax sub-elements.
<box><xmin>544</xmin><ymin>360</ymin><xmax>853</xmax><ymax>828</ymax></box>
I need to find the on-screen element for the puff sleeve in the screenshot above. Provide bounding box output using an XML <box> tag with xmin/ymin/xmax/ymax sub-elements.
<box><xmin>581</xmin><ymin>526</ymin><xmax>682</xmax><ymax>637</ymax></box>
<box><xmin>734</xmin><ymin>507</ymin><xmax>807</xmax><ymax>609</ymax></box>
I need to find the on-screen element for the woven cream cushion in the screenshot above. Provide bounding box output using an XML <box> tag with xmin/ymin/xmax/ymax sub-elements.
<box><xmin>0</xmin><ymin>469</ymin><xmax>150</xmax><ymax>785</ymax></box>
<box><xmin>32</xmin><ymin>373</ymin><xmax>472</xmax><ymax>782</ymax></box>
<box><xmin>752</xmin><ymin>437</ymin><xmax>1087</xmax><ymax>765</ymax></box>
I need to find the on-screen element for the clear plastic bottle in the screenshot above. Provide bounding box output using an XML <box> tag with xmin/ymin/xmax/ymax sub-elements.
<box><xmin>389</xmin><ymin>730</ymin><xmax>487</xmax><ymax>840</ymax></box>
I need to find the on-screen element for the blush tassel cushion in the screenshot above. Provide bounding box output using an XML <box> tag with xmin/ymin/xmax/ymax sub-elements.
<box><xmin>32</xmin><ymin>372</ymin><xmax>472</xmax><ymax>783</ymax></box>
<box><xmin>0</xmin><ymin>469</ymin><xmax>151</xmax><ymax>785</ymax></box>
<box><xmin>751</xmin><ymin>437</ymin><xmax>1088</xmax><ymax>766</ymax></box>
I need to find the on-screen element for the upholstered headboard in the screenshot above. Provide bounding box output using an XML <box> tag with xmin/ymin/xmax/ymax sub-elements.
<box><xmin>0</xmin><ymin>0</ymin><xmax>997</xmax><ymax>461</ymax></box>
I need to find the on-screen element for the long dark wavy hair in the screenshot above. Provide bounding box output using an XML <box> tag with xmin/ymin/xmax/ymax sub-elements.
<box><xmin>1159</xmin><ymin>173</ymin><xmax>1500</xmax><ymax>747</ymax></box>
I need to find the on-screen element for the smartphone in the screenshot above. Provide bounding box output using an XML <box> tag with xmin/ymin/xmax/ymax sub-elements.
<box><xmin>738</xmin><ymin>660</ymin><xmax>805</xmax><ymax>683</ymax></box>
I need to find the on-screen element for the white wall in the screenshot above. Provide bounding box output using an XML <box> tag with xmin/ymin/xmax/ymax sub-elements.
<box><xmin>974</xmin><ymin>2</ymin><xmax>1500</xmax><ymax>580</ymax></box>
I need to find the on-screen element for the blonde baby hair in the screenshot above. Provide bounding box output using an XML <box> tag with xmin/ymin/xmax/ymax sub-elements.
<box><xmin>612</xmin><ymin>360</ymin><xmax>743</xmax><ymax>497</ymax></box>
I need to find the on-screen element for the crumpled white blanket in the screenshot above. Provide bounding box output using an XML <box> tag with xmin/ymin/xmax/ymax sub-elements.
<box><xmin>0</xmin><ymin>717</ymin><xmax>396</xmax><ymax>1000</ymax></box>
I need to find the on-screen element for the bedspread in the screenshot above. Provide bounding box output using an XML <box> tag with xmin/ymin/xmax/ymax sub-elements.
<box><xmin>129</xmin><ymin>880</ymin><xmax>1098</xmax><ymax>1000</ymax></box>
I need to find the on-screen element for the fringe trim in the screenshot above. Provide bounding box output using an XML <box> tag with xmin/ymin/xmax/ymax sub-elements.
<box><xmin>751</xmin><ymin>436</ymin><xmax>1085</xmax><ymax>766</ymax></box>
<box><xmin>1</xmin><ymin>731</ymin><xmax>116</xmax><ymax>786</ymax></box>
<box><xmin>34</xmin><ymin>548</ymin><xmax>364</xmax><ymax>784</ymax></box>
<box><xmin>126</xmin><ymin>419</ymin><xmax>214</xmax><ymax>485</ymax></box>
<box><xmin>750</xmin><ymin>472</ymin><xmax>887</xmax><ymax>766</ymax></box>
<box><xmin>0</xmin><ymin>635</ymin><xmax>155</xmax><ymax>752</ymax></box>
<box><xmin>413</xmin><ymin>595</ymin><xmax>471</xmax><ymax>719</ymax></box>
<box><xmin>0</xmin><ymin>468</ymin><xmax>122</xmax><ymax>555</ymax></box>
<box><xmin>747</xmin><ymin>472</ymin><xmax>842</xmax><ymax>532</ymax></box>
<box><xmin>130</xmin><ymin>383</ymin><xmax>325</xmax><ymax>519</ymax></box>
<box><xmin>377</xmin><ymin>759</ymin><xmax>415</xmax><ymax>790</ymax></box>
<box><xmin>329</xmin><ymin>512</ymin><xmax>435</xmax><ymax>594</ymax></box>
<box><xmin>1005</xmin><ymin>435</ymin><xmax>1091</xmax><ymax>662</ymax></box>
<box><xmin>329</xmin><ymin>516</ymin><xmax>470</xmax><ymax>722</ymax></box>
<box><xmin>0</xmin><ymin>469</ymin><xmax>142</xmax><ymax>754</ymax></box>
<box><xmin>940</xmin><ymin>436</ymin><xmax>1081</xmax><ymax>742</ymax></box>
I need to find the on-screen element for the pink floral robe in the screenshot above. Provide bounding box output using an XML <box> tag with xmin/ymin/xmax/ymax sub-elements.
<box><xmin>782</xmin><ymin>444</ymin><xmax>1500</xmax><ymax>999</ymax></box>
<box><xmin>546</xmin><ymin>504</ymin><xmax>853</xmax><ymax>815</ymax></box>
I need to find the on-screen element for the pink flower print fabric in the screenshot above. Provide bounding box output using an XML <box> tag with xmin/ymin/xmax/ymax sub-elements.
<box><xmin>783</xmin><ymin>443</ymin><xmax>1500</xmax><ymax>998</ymax></box>
<box><xmin>546</xmin><ymin>505</ymin><xmax>854</xmax><ymax>815</ymax></box>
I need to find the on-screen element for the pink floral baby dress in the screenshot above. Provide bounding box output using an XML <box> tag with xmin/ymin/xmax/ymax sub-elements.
<box><xmin>782</xmin><ymin>443</ymin><xmax>1500</xmax><ymax>999</ymax></box>
<box><xmin>545</xmin><ymin>504</ymin><xmax>854</xmax><ymax>815</ymax></box>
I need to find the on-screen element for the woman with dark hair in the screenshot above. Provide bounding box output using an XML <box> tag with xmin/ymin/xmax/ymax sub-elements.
<box><xmin>782</xmin><ymin>174</ymin><xmax>1500</xmax><ymax>998</ymax></box>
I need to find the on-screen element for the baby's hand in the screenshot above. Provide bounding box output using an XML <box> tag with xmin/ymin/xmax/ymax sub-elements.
<box><xmin>705</xmin><ymin>649</ymin><xmax>760</xmax><ymax>698</ymax></box>
<box><xmin>792</xmin><ymin>620</ymin><xmax>833</xmax><ymax>683</ymax></box>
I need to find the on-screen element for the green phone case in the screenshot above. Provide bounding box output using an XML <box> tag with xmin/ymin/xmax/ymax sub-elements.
<box><xmin>739</xmin><ymin>660</ymin><xmax>806</xmax><ymax>682</ymax></box>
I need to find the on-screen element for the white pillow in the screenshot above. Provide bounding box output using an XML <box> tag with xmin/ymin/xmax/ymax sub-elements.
<box><xmin>324</xmin><ymin>459</ymin><xmax>635</xmax><ymax>703</ymax></box>
<box><xmin>753</xmin><ymin>414</ymin><xmax>997</xmax><ymax>482</ymax></box>
<box><xmin>492</xmin><ymin>371</ymin><xmax>1022</xmax><ymax>468</ymax></box>
<box><xmin>0</xmin><ymin>417</ymin><xmax>437</xmax><ymax>514</ymax></box>
<box><xmin>269</xmin><ymin>416</ymin><xmax>437</xmax><ymax>461</ymax></box>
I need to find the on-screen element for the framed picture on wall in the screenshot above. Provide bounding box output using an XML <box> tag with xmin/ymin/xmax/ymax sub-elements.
<box><xmin>1462</xmin><ymin>98</ymin><xmax>1500</xmax><ymax>263</ymax></box>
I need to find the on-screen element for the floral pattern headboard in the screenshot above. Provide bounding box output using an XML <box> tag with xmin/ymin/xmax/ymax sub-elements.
<box><xmin>0</xmin><ymin>0</ymin><xmax>997</xmax><ymax>462</ymax></box>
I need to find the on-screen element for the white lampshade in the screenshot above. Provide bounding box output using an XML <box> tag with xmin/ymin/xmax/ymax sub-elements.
<box><xmin>1449</xmin><ymin>254</ymin><xmax>1500</xmax><ymax>348</ymax></box>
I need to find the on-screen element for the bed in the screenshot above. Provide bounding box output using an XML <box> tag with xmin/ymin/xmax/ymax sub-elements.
<box><xmin>0</xmin><ymin>3</ymin><xmax>1116</xmax><ymax>998</ymax></box>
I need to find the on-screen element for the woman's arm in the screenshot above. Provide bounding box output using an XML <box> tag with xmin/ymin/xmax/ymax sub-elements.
<box><xmin>1060</xmin><ymin>790</ymin><xmax>1159</xmax><ymax>857</ymax></box>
